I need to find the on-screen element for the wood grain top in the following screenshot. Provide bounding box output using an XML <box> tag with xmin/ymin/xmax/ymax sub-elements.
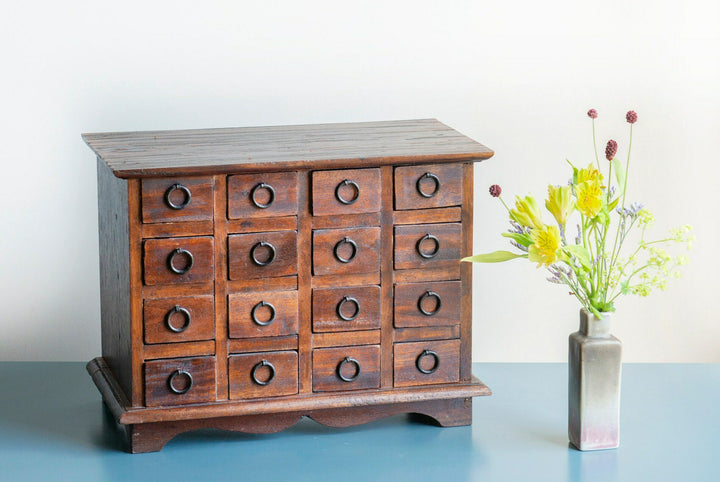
<box><xmin>82</xmin><ymin>119</ymin><xmax>493</xmax><ymax>178</ymax></box>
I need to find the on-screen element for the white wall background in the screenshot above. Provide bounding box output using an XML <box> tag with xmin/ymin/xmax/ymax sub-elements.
<box><xmin>1</xmin><ymin>0</ymin><xmax>717</xmax><ymax>362</ymax></box>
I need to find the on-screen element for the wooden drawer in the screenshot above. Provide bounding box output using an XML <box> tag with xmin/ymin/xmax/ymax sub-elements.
<box><xmin>144</xmin><ymin>356</ymin><xmax>216</xmax><ymax>407</ymax></box>
<box><xmin>312</xmin><ymin>285</ymin><xmax>381</xmax><ymax>333</ymax></box>
<box><xmin>393</xmin><ymin>339</ymin><xmax>460</xmax><ymax>388</ymax></box>
<box><xmin>312</xmin><ymin>345</ymin><xmax>381</xmax><ymax>392</ymax></box>
<box><xmin>394</xmin><ymin>281</ymin><xmax>461</xmax><ymax>328</ymax></box>
<box><xmin>229</xmin><ymin>350</ymin><xmax>298</xmax><ymax>399</ymax></box>
<box><xmin>394</xmin><ymin>223</ymin><xmax>462</xmax><ymax>270</ymax></box>
<box><xmin>394</xmin><ymin>164</ymin><xmax>462</xmax><ymax>210</ymax></box>
<box><xmin>228</xmin><ymin>172</ymin><xmax>298</xmax><ymax>219</ymax></box>
<box><xmin>228</xmin><ymin>230</ymin><xmax>297</xmax><ymax>280</ymax></box>
<box><xmin>311</xmin><ymin>168</ymin><xmax>381</xmax><ymax>215</ymax></box>
<box><xmin>143</xmin><ymin>236</ymin><xmax>214</xmax><ymax>285</ymax></box>
<box><xmin>312</xmin><ymin>227</ymin><xmax>381</xmax><ymax>276</ymax></box>
<box><xmin>143</xmin><ymin>295</ymin><xmax>215</xmax><ymax>344</ymax></box>
<box><xmin>228</xmin><ymin>290</ymin><xmax>298</xmax><ymax>339</ymax></box>
<box><xmin>141</xmin><ymin>177</ymin><xmax>214</xmax><ymax>223</ymax></box>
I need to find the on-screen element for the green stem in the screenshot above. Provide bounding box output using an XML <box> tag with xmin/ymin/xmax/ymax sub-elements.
<box><xmin>592</xmin><ymin>119</ymin><xmax>600</xmax><ymax>172</ymax></box>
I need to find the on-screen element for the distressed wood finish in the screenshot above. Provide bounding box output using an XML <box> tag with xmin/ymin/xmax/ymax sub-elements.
<box><xmin>86</xmin><ymin>119</ymin><xmax>493</xmax><ymax>453</ymax></box>
<box><xmin>393</xmin><ymin>339</ymin><xmax>461</xmax><ymax>388</ymax></box>
<box><xmin>227</xmin><ymin>171</ymin><xmax>298</xmax><ymax>219</ymax></box>
<box><xmin>312</xmin><ymin>227</ymin><xmax>381</xmax><ymax>276</ymax></box>
<box><xmin>228</xmin><ymin>290</ymin><xmax>299</xmax><ymax>339</ymax></box>
<box><xmin>141</xmin><ymin>177</ymin><xmax>214</xmax><ymax>223</ymax></box>
<box><xmin>143</xmin><ymin>295</ymin><xmax>215</xmax><ymax>344</ymax></box>
<box><xmin>311</xmin><ymin>285</ymin><xmax>381</xmax><ymax>333</ymax></box>
<box><xmin>228</xmin><ymin>350</ymin><xmax>299</xmax><ymax>399</ymax></box>
<box><xmin>394</xmin><ymin>163</ymin><xmax>463</xmax><ymax>210</ymax></box>
<box><xmin>393</xmin><ymin>281</ymin><xmax>461</xmax><ymax>328</ymax></box>
<box><xmin>227</xmin><ymin>230</ymin><xmax>298</xmax><ymax>280</ymax></box>
<box><xmin>311</xmin><ymin>168</ymin><xmax>381</xmax><ymax>216</ymax></box>
<box><xmin>393</xmin><ymin>223</ymin><xmax>462</xmax><ymax>270</ymax></box>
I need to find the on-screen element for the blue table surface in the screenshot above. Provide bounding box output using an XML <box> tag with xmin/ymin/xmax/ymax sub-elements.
<box><xmin>0</xmin><ymin>362</ymin><xmax>717</xmax><ymax>482</ymax></box>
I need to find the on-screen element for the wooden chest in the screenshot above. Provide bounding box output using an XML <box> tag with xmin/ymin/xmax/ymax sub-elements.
<box><xmin>83</xmin><ymin>119</ymin><xmax>494</xmax><ymax>453</ymax></box>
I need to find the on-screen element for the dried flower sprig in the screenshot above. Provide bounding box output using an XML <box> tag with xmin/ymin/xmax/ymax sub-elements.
<box><xmin>463</xmin><ymin>109</ymin><xmax>693</xmax><ymax>317</ymax></box>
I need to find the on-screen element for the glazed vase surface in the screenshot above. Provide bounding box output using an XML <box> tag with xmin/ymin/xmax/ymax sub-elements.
<box><xmin>568</xmin><ymin>309</ymin><xmax>622</xmax><ymax>451</ymax></box>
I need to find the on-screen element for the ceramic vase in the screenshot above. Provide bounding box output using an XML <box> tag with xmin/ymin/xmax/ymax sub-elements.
<box><xmin>568</xmin><ymin>309</ymin><xmax>622</xmax><ymax>451</ymax></box>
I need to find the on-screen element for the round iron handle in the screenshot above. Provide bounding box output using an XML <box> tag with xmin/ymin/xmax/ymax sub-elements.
<box><xmin>164</xmin><ymin>183</ymin><xmax>192</xmax><ymax>210</ymax></box>
<box><xmin>416</xmin><ymin>172</ymin><xmax>440</xmax><ymax>198</ymax></box>
<box><xmin>251</xmin><ymin>301</ymin><xmax>276</xmax><ymax>326</ymax></box>
<box><xmin>336</xmin><ymin>296</ymin><xmax>360</xmax><ymax>321</ymax></box>
<box><xmin>334</xmin><ymin>237</ymin><xmax>358</xmax><ymax>264</ymax></box>
<box><xmin>167</xmin><ymin>369</ymin><xmax>193</xmax><ymax>394</ymax></box>
<box><xmin>251</xmin><ymin>360</ymin><xmax>276</xmax><ymax>386</ymax></box>
<box><xmin>337</xmin><ymin>356</ymin><xmax>361</xmax><ymax>382</ymax></box>
<box><xmin>417</xmin><ymin>291</ymin><xmax>442</xmax><ymax>317</ymax></box>
<box><xmin>250</xmin><ymin>182</ymin><xmax>275</xmax><ymax>209</ymax></box>
<box><xmin>165</xmin><ymin>305</ymin><xmax>191</xmax><ymax>333</ymax></box>
<box><xmin>250</xmin><ymin>241</ymin><xmax>276</xmax><ymax>266</ymax></box>
<box><xmin>416</xmin><ymin>233</ymin><xmax>440</xmax><ymax>259</ymax></box>
<box><xmin>167</xmin><ymin>248</ymin><xmax>194</xmax><ymax>274</ymax></box>
<box><xmin>416</xmin><ymin>350</ymin><xmax>440</xmax><ymax>374</ymax></box>
<box><xmin>334</xmin><ymin>179</ymin><xmax>360</xmax><ymax>205</ymax></box>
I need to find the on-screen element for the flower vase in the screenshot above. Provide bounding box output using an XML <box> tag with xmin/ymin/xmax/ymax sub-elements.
<box><xmin>568</xmin><ymin>309</ymin><xmax>622</xmax><ymax>451</ymax></box>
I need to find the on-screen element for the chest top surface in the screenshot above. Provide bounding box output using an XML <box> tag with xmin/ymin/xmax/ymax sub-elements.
<box><xmin>82</xmin><ymin>118</ymin><xmax>493</xmax><ymax>178</ymax></box>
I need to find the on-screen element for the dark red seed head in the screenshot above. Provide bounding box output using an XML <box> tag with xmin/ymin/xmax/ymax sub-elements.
<box><xmin>587</xmin><ymin>109</ymin><xmax>598</xmax><ymax>119</ymax></box>
<box><xmin>626</xmin><ymin>110</ymin><xmax>638</xmax><ymax>124</ymax></box>
<box><xmin>489</xmin><ymin>184</ymin><xmax>502</xmax><ymax>197</ymax></box>
<box><xmin>605</xmin><ymin>140</ymin><xmax>618</xmax><ymax>161</ymax></box>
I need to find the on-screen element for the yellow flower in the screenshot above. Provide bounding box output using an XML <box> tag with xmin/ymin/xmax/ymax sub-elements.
<box><xmin>545</xmin><ymin>184</ymin><xmax>573</xmax><ymax>226</ymax></box>
<box><xmin>575</xmin><ymin>181</ymin><xmax>603</xmax><ymax>218</ymax></box>
<box><xmin>528</xmin><ymin>224</ymin><xmax>562</xmax><ymax>267</ymax></box>
<box><xmin>510</xmin><ymin>195</ymin><xmax>544</xmax><ymax>230</ymax></box>
<box><xmin>576</xmin><ymin>164</ymin><xmax>604</xmax><ymax>185</ymax></box>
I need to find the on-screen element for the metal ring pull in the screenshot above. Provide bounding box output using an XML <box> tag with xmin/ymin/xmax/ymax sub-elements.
<box><xmin>251</xmin><ymin>360</ymin><xmax>276</xmax><ymax>386</ymax></box>
<box><xmin>250</xmin><ymin>182</ymin><xmax>275</xmax><ymax>209</ymax></box>
<box><xmin>250</xmin><ymin>241</ymin><xmax>276</xmax><ymax>266</ymax></box>
<box><xmin>417</xmin><ymin>291</ymin><xmax>442</xmax><ymax>317</ymax></box>
<box><xmin>167</xmin><ymin>248</ymin><xmax>194</xmax><ymax>274</ymax></box>
<box><xmin>251</xmin><ymin>301</ymin><xmax>276</xmax><ymax>326</ymax></box>
<box><xmin>164</xmin><ymin>183</ymin><xmax>192</xmax><ymax>210</ymax></box>
<box><xmin>416</xmin><ymin>233</ymin><xmax>440</xmax><ymax>259</ymax></box>
<box><xmin>416</xmin><ymin>172</ymin><xmax>440</xmax><ymax>198</ymax></box>
<box><xmin>167</xmin><ymin>369</ymin><xmax>193</xmax><ymax>394</ymax></box>
<box><xmin>334</xmin><ymin>237</ymin><xmax>358</xmax><ymax>263</ymax></box>
<box><xmin>165</xmin><ymin>305</ymin><xmax>191</xmax><ymax>333</ymax></box>
<box><xmin>337</xmin><ymin>356</ymin><xmax>361</xmax><ymax>382</ymax></box>
<box><xmin>416</xmin><ymin>350</ymin><xmax>440</xmax><ymax>374</ymax></box>
<box><xmin>336</xmin><ymin>296</ymin><xmax>360</xmax><ymax>321</ymax></box>
<box><xmin>334</xmin><ymin>179</ymin><xmax>360</xmax><ymax>205</ymax></box>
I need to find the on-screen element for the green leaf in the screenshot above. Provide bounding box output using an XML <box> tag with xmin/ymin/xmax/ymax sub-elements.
<box><xmin>501</xmin><ymin>232</ymin><xmax>532</xmax><ymax>247</ymax></box>
<box><xmin>563</xmin><ymin>244</ymin><xmax>592</xmax><ymax>271</ymax></box>
<box><xmin>612</xmin><ymin>158</ymin><xmax>625</xmax><ymax>197</ymax></box>
<box><xmin>608</xmin><ymin>197</ymin><xmax>620</xmax><ymax>211</ymax></box>
<box><xmin>620</xmin><ymin>280</ymin><xmax>630</xmax><ymax>295</ymax></box>
<box><xmin>461</xmin><ymin>251</ymin><xmax>528</xmax><ymax>263</ymax></box>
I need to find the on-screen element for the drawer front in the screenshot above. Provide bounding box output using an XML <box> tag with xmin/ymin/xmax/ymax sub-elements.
<box><xmin>394</xmin><ymin>223</ymin><xmax>462</xmax><ymax>270</ymax></box>
<box><xmin>143</xmin><ymin>295</ymin><xmax>215</xmax><ymax>344</ymax></box>
<box><xmin>393</xmin><ymin>339</ymin><xmax>460</xmax><ymax>387</ymax></box>
<box><xmin>394</xmin><ymin>164</ymin><xmax>462</xmax><ymax>210</ymax></box>
<box><xmin>228</xmin><ymin>172</ymin><xmax>298</xmax><ymax>219</ymax></box>
<box><xmin>143</xmin><ymin>236</ymin><xmax>215</xmax><ymax>285</ymax></box>
<box><xmin>312</xmin><ymin>168</ymin><xmax>381</xmax><ymax>216</ymax></box>
<box><xmin>228</xmin><ymin>230</ymin><xmax>298</xmax><ymax>280</ymax></box>
<box><xmin>312</xmin><ymin>285</ymin><xmax>381</xmax><ymax>333</ymax></box>
<box><xmin>141</xmin><ymin>177</ymin><xmax>214</xmax><ymax>223</ymax></box>
<box><xmin>229</xmin><ymin>350</ymin><xmax>299</xmax><ymax>399</ymax></box>
<box><xmin>144</xmin><ymin>356</ymin><xmax>216</xmax><ymax>407</ymax></box>
<box><xmin>312</xmin><ymin>227</ymin><xmax>381</xmax><ymax>276</ymax></box>
<box><xmin>228</xmin><ymin>290</ymin><xmax>298</xmax><ymax>339</ymax></box>
<box><xmin>312</xmin><ymin>345</ymin><xmax>381</xmax><ymax>392</ymax></box>
<box><xmin>394</xmin><ymin>281</ymin><xmax>461</xmax><ymax>328</ymax></box>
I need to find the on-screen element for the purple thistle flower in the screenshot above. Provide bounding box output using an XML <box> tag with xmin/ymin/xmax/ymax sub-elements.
<box><xmin>605</xmin><ymin>139</ymin><xmax>618</xmax><ymax>161</ymax></box>
<box><xmin>587</xmin><ymin>109</ymin><xmax>598</xmax><ymax>119</ymax></box>
<box><xmin>511</xmin><ymin>240</ymin><xmax>529</xmax><ymax>253</ymax></box>
<box><xmin>489</xmin><ymin>184</ymin><xmax>502</xmax><ymax>197</ymax></box>
<box><xmin>626</xmin><ymin>110</ymin><xmax>638</xmax><ymax>124</ymax></box>
<box><xmin>508</xmin><ymin>220</ymin><xmax>524</xmax><ymax>235</ymax></box>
